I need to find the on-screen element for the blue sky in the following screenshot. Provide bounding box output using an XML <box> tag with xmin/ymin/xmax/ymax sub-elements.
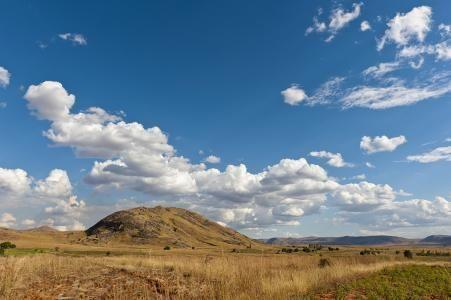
<box><xmin>0</xmin><ymin>0</ymin><xmax>450</xmax><ymax>238</ymax></box>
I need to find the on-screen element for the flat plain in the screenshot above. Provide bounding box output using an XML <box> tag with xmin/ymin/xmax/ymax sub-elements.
<box><xmin>1</xmin><ymin>228</ymin><xmax>450</xmax><ymax>299</ymax></box>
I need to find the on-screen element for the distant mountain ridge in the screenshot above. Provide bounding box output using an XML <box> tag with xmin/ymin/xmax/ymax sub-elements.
<box><xmin>262</xmin><ymin>235</ymin><xmax>451</xmax><ymax>246</ymax></box>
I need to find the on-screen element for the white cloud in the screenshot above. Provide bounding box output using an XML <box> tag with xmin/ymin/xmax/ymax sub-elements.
<box><xmin>0</xmin><ymin>213</ymin><xmax>16</xmax><ymax>228</ymax></box>
<box><xmin>332</xmin><ymin>181</ymin><xmax>396</xmax><ymax>212</ymax></box>
<box><xmin>362</xmin><ymin>62</ymin><xmax>400</xmax><ymax>78</ymax></box>
<box><xmin>339</xmin><ymin>196</ymin><xmax>450</xmax><ymax>231</ymax></box>
<box><xmin>204</xmin><ymin>155</ymin><xmax>221</xmax><ymax>164</ymax></box>
<box><xmin>307</xmin><ymin>77</ymin><xmax>345</xmax><ymax>105</ymax></box>
<box><xmin>305</xmin><ymin>17</ymin><xmax>327</xmax><ymax>35</ymax></box>
<box><xmin>58</xmin><ymin>33</ymin><xmax>87</xmax><ymax>46</ymax></box>
<box><xmin>0</xmin><ymin>168</ymin><xmax>31</xmax><ymax>196</ymax></box>
<box><xmin>21</xmin><ymin>219</ymin><xmax>36</xmax><ymax>227</ymax></box>
<box><xmin>281</xmin><ymin>85</ymin><xmax>308</xmax><ymax>105</ymax></box>
<box><xmin>24</xmin><ymin>81</ymin><xmax>344</xmax><ymax>229</ymax></box>
<box><xmin>365</xmin><ymin>162</ymin><xmax>375</xmax><ymax>168</ymax></box>
<box><xmin>407</xmin><ymin>146</ymin><xmax>451</xmax><ymax>163</ymax></box>
<box><xmin>34</xmin><ymin>169</ymin><xmax>73</xmax><ymax>199</ymax></box>
<box><xmin>341</xmin><ymin>76</ymin><xmax>451</xmax><ymax>109</ymax></box>
<box><xmin>351</xmin><ymin>174</ymin><xmax>366</xmax><ymax>180</ymax></box>
<box><xmin>0</xmin><ymin>102</ymin><xmax>7</xmax><ymax>109</ymax></box>
<box><xmin>438</xmin><ymin>23</ymin><xmax>451</xmax><ymax>38</ymax></box>
<box><xmin>310</xmin><ymin>151</ymin><xmax>353</xmax><ymax>168</ymax></box>
<box><xmin>360</xmin><ymin>20</ymin><xmax>371</xmax><ymax>32</ymax></box>
<box><xmin>0</xmin><ymin>165</ymin><xmax>86</xmax><ymax>230</ymax></box>
<box><xmin>24</xmin><ymin>81</ymin><xmax>76</xmax><ymax>120</ymax></box>
<box><xmin>434</xmin><ymin>42</ymin><xmax>451</xmax><ymax>61</ymax></box>
<box><xmin>360</xmin><ymin>135</ymin><xmax>407</xmax><ymax>154</ymax></box>
<box><xmin>21</xmin><ymin>81</ymin><xmax>450</xmax><ymax>232</ymax></box>
<box><xmin>398</xmin><ymin>43</ymin><xmax>451</xmax><ymax>62</ymax></box>
<box><xmin>306</xmin><ymin>3</ymin><xmax>362</xmax><ymax>41</ymax></box>
<box><xmin>0</xmin><ymin>66</ymin><xmax>11</xmax><ymax>88</ymax></box>
<box><xmin>377</xmin><ymin>6</ymin><xmax>432</xmax><ymax>51</ymax></box>
<box><xmin>329</xmin><ymin>3</ymin><xmax>362</xmax><ymax>33</ymax></box>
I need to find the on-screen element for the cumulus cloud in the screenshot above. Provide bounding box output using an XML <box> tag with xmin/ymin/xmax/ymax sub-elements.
<box><xmin>0</xmin><ymin>212</ymin><xmax>16</xmax><ymax>228</ymax></box>
<box><xmin>23</xmin><ymin>81</ymin><xmax>343</xmax><ymax>229</ymax></box>
<box><xmin>332</xmin><ymin>181</ymin><xmax>396</xmax><ymax>211</ymax></box>
<box><xmin>360</xmin><ymin>135</ymin><xmax>407</xmax><ymax>154</ymax></box>
<box><xmin>58</xmin><ymin>33</ymin><xmax>87</xmax><ymax>46</ymax></box>
<box><xmin>21</xmin><ymin>219</ymin><xmax>36</xmax><ymax>227</ymax></box>
<box><xmin>0</xmin><ymin>66</ymin><xmax>11</xmax><ymax>88</ymax></box>
<box><xmin>339</xmin><ymin>196</ymin><xmax>450</xmax><ymax>231</ymax></box>
<box><xmin>360</xmin><ymin>20</ymin><xmax>371</xmax><ymax>32</ymax></box>
<box><xmin>21</xmin><ymin>81</ymin><xmax>449</xmax><ymax>232</ymax></box>
<box><xmin>281</xmin><ymin>85</ymin><xmax>308</xmax><ymax>105</ymax></box>
<box><xmin>365</xmin><ymin>162</ymin><xmax>375</xmax><ymax>168</ymax></box>
<box><xmin>0</xmin><ymin>167</ymin><xmax>31</xmax><ymax>196</ymax></box>
<box><xmin>407</xmin><ymin>146</ymin><xmax>451</xmax><ymax>163</ymax></box>
<box><xmin>306</xmin><ymin>3</ymin><xmax>362</xmax><ymax>41</ymax></box>
<box><xmin>377</xmin><ymin>6</ymin><xmax>432</xmax><ymax>51</ymax></box>
<box><xmin>310</xmin><ymin>151</ymin><xmax>353</xmax><ymax>168</ymax></box>
<box><xmin>0</xmin><ymin>165</ymin><xmax>86</xmax><ymax>230</ymax></box>
<box><xmin>204</xmin><ymin>155</ymin><xmax>221</xmax><ymax>164</ymax></box>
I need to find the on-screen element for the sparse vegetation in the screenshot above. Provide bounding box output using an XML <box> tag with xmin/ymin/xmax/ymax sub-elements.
<box><xmin>404</xmin><ymin>249</ymin><xmax>413</xmax><ymax>259</ymax></box>
<box><xmin>416</xmin><ymin>249</ymin><xmax>450</xmax><ymax>257</ymax></box>
<box><xmin>163</xmin><ymin>245</ymin><xmax>171</xmax><ymax>250</ymax></box>
<box><xmin>334</xmin><ymin>265</ymin><xmax>451</xmax><ymax>299</ymax></box>
<box><xmin>0</xmin><ymin>242</ymin><xmax>16</xmax><ymax>249</ymax></box>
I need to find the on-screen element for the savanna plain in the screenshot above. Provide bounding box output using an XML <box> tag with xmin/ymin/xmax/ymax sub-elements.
<box><xmin>1</xmin><ymin>233</ymin><xmax>450</xmax><ymax>299</ymax></box>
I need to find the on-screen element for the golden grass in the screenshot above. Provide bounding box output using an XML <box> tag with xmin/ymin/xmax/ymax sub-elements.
<box><xmin>2</xmin><ymin>251</ymin><xmax>448</xmax><ymax>299</ymax></box>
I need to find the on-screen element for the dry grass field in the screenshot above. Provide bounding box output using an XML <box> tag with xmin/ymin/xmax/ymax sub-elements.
<box><xmin>1</xmin><ymin>245</ymin><xmax>450</xmax><ymax>299</ymax></box>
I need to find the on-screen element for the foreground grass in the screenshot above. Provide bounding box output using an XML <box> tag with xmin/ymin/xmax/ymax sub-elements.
<box><xmin>2</xmin><ymin>251</ymin><xmax>448</xmax><ymax>299</ymax></box>
<box><xmin>333</xmin><ymin>264</ymin><xmax>450</xmax><ymax>300</ymax></box>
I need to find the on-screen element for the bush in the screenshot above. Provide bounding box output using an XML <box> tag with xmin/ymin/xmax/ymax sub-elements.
<box><xmin>0</xmin><ymin>241</ymin><xmax>16</xmax><ymax>249</ymax></box>
<box><xmin>0</xmin><ymin>248</ymin><xmax>4</xmax><ymax>256</ymax></box>
<box><xmin>404</xmin><ymin>250</ymin><xmax>413</xmax><ymax>259</ymax></box>
<box><xmin>318</xmin><ymin>258</ymin><xmax>331</xmax><ymax>268</ymax></box>
<box><xmin>164</xmin><ymin>245</ymin><xmax>171</xmax><ymax>250</ymax></box>
<box><xmin>395</xmin><ymin>250</ymin><xmax>400</xmax><ymax>255</ymax></box>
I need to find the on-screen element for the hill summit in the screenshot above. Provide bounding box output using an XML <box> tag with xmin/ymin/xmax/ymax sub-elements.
<box><xmin>86</xmin><ymin>206</ymin><xmax>255</xmax><ymax>248</ymax></box>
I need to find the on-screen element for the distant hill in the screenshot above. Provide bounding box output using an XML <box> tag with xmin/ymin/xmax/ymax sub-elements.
<box><xmin>420</xmin><ymin>235</ymin><xmax>451</xmax><ymax>246</ymax></box>
<box><xmin>85</xmin><ymin>206</ymin><xmax>256</xmax><ymax>248</ymax></box>
<box><xmin>263</xmin><ymin>235</ymin><xmax>418</xmax><ymax>246</ymax></box>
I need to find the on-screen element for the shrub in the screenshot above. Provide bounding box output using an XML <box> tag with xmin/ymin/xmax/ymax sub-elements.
<box><xmin>403</xmin><ymin>250</ymin><xmax>413</xmax><ymax>259</ymax></box>
<box><xmin>164</xmin><ymin>245</ymin><xmax>171</xmax><ymax>250</ymax></box>
<box><xmin>318</xmin><ymin>258</ymin><xmax>331</xmax><ymax>268</ymax></box>
<box><xmin>0</xmin><ymin>241</ymin><xmax>16</xmax><ymax>249</ymax></box>
<box><xmin>0</xmin><ymin>248</ymin><xmax>4</xmax><ymax>256</ymax></box>
<box><xmin>106</xmin><ymin>251</ymin><xmax>111</xmax><ymax>256</ymax></box>
<box><xmin>395</xmin><ymin>250</ymin><xmax>400</xmax><ymax>255</ymax></box>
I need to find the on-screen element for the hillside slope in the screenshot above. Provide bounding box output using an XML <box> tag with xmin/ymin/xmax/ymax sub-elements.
<box><xmin>420</xmin><ymin>235</ymin><xmax>451</xmax><ymax>245</ymax></box>
<box><xmin>85</xmin><ymin>206</ymin><xmax>256</xmax><ymax>248</ymax></box>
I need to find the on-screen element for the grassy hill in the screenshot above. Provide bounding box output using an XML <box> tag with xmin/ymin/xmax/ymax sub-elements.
<box><xmin>85</xmin><ymin>206</ymin><xmax>256</xmax><ymax>248</ymax></box>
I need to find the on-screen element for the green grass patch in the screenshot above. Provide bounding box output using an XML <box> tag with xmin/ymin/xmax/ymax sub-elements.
<box><xmin>336</xmin><ymin>264</ymin><xmax>450</xmax><ymax>300</ymax></box>
<box><xmin>3</xmin><ymin>248</ymin><xmax>51</xmax><ymax>256</ymax></box>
